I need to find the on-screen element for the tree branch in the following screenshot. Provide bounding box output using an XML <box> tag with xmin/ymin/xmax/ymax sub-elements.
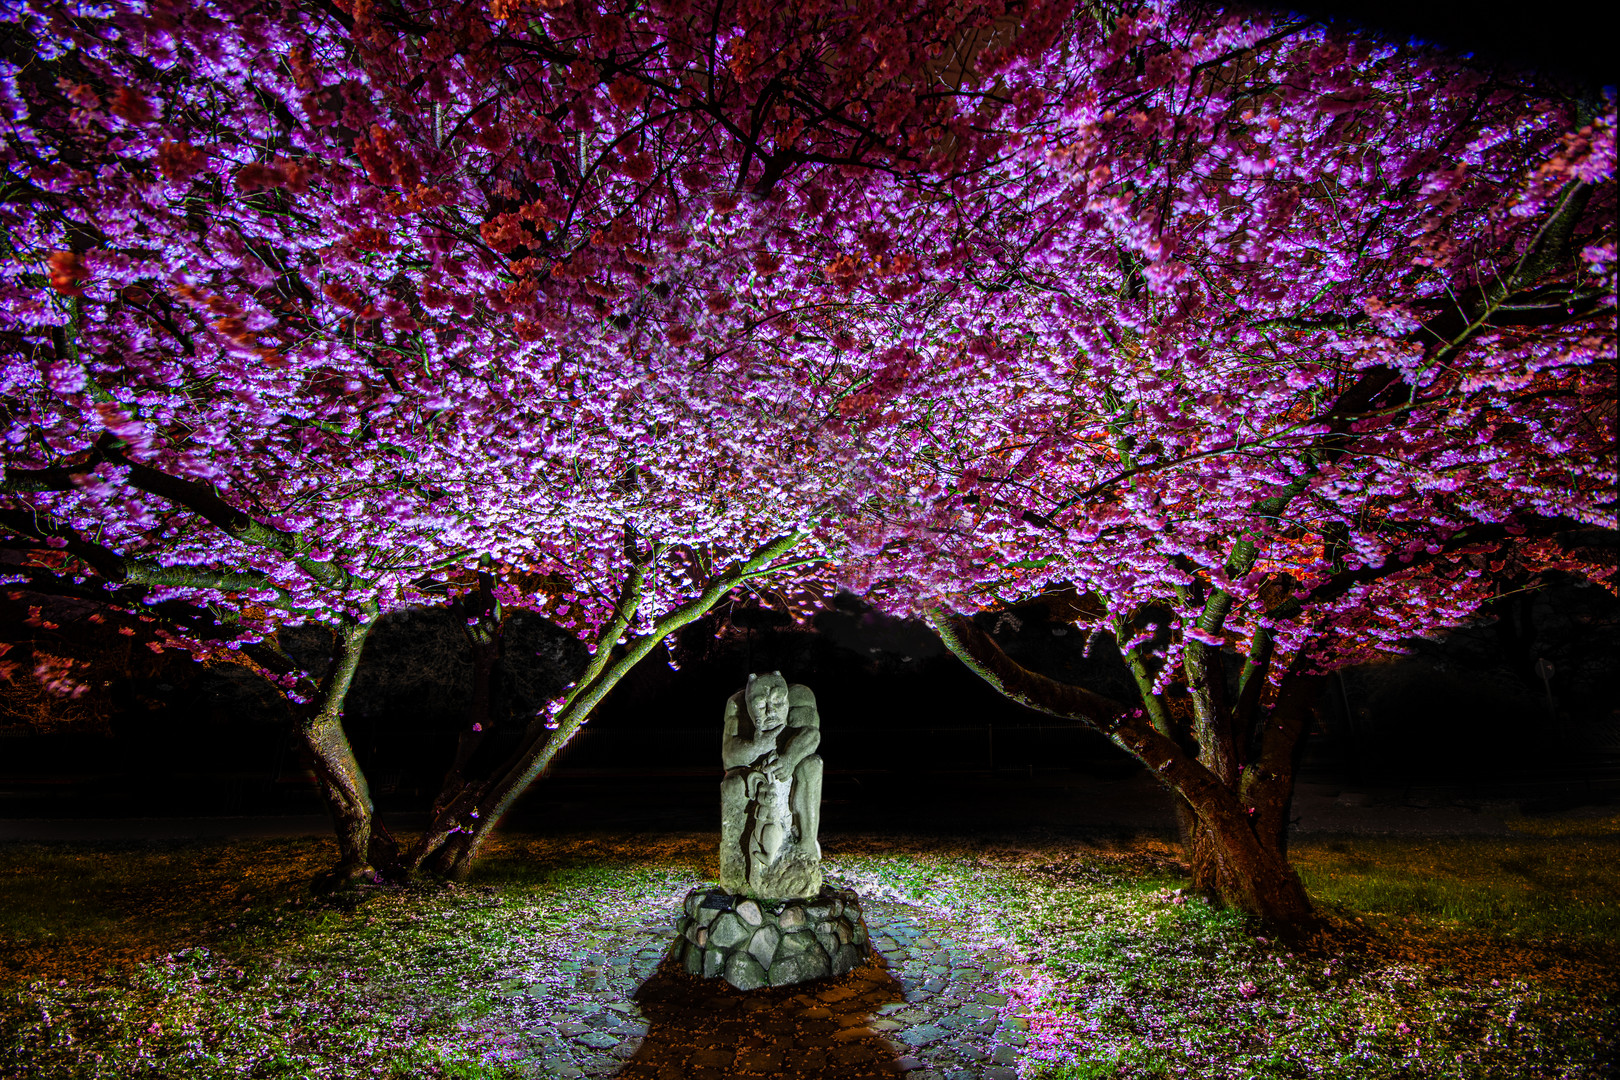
<box><xmin>1284</xmin><ymin>515</ymin><xmax>1586</xmax><ymax>616</ymax></box>
<box><xmin>5</xmin><ymin>435</ymin><xmax>363</xmax><ymax>592</ymax></box>
<box><xmin>928</xmin><ymin>606</ymin><xmax>1244</xmax><ymax>813</ymax></box>
<box><xmin>0</xmin><ymin>508</ymin><xmax>299</xmax><ymax>609</ymax></box>
<box><xmin>408</xmin><ymin>529</ymin><xmax>812</xmax><ymax>873</ymax></box>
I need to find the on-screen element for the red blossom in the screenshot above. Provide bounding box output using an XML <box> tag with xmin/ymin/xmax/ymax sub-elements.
<box><xmin>322</xmin><ymin>281</ymin><xmax>377</xmax><ymax>319</ymax></box>
<box><xmin>621</xmin><ymin>151</ymin><xmax>655</xmax><ymax>181</ymax></box>
<box><xmin>823</xmin><ymin>254</ymin><xmax>864</xmax><ymax>289</ymax></box>
<box><xmin>472</xmin><ymin>123</ymin><xmax>511</xmax><ymax>152</ymax></box>
<box><xmin>110</xmin><ymin>87</ymin><xmax>156</xmax><ymax>124</ymax></box>
<box><xmin>235</xmin><ymin>159</ymin><xmax>308</xmax><ymax>194</ymax></box>
<box><xmin>608</xmin><ymin>75</ymin><xmax>648</xmax><ymax>112</ymax></box>
<box><xmin>156</xmin><ymin>139</ymin><xmax>209</xmax><ymax>182</ymax></box>
<box><xmin>47</xmin><ymin>250</ymin><xmax>89</xmax><ymax>296</ymax></box>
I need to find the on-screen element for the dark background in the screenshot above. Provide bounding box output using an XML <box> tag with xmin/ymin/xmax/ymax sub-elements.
<box><xmin>1286</xmin><ymin>0</ymin><xmax>1614</xmax><ymax>90</ymax></box>
<box><xmin>3</xmin><ymin>575</ymin><xmax>1616</xmax><ymax>830</ymax></box>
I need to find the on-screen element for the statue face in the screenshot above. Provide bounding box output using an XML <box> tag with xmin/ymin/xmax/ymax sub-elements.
<box><xmin>746</xmin><ymin>672</ymin><xmax>790</xmax><ymax>732</ymax></box>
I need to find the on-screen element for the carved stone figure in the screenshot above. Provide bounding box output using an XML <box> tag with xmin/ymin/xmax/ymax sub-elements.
<box><xmin>720</xmin><ymin>671</ymin><xmax>823</xmax><ymax>898</ymax></box>
<box><xmin>670</xmin><ymin>673</ymin><xmax>861</xmax><ymax>989</ymax></box>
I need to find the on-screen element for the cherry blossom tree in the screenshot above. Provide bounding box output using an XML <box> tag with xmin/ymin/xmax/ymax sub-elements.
<box><xmin>820</xmin><ymin>7</ymin><xmax>1616</xmax><ymax>922</ymax></box>
<box><xmin>0</xmin><ymin>1</ymin><xmax>820</xmax><ymax>881</ymax></box>
<box><xmin>0</xmin><ymin>0</ymin><xmax>1070</xmax><ymax>879</ymax></box>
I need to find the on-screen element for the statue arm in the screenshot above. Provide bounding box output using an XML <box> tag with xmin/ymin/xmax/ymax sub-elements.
<box><xmin>776</xmin><ymin>723</ymin><xmax>821</xmax><ymax>769</ymax></box>
<box><xmin>721</xmin><ymin>694</ymin><xmax>757</xmax><ymax>769</ymax></box>
<box><xmin>788</xmin><ymin>685</ymin><xmax>817</xmax><ymax>715</ymax></box>
<box><xmin>779</xmin><ymin>686</ymin><xmax>821</xmax><ymax>769</ymax></box>
<box><xmin>771</xmin><ymin>696</ymin><xmax>822</xmax><ymax>778</ymax></box>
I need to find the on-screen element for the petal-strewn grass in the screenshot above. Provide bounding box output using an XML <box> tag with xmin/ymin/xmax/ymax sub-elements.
<box><xmin>1</xmin><ymin>831</ymin><xmax>1614</xmax><ymax>1078</ymax></box>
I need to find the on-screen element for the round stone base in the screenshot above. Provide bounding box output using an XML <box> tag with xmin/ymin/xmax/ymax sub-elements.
<box><xmin>670</xmin><ymin>885</ymin><xmax>870</xmax><ymax>990</ymax></box>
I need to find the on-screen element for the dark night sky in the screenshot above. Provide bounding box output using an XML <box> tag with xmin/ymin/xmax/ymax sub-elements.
<box><xmin>1283</xmin><ymin>0</ymin><xmax>1614</xmax><ymax>88</ymax></box>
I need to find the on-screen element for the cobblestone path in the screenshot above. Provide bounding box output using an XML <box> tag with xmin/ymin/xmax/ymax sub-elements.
<box><xmin>498</xmin><ymin>898</ymin><xmax>1030</xmax><ymax>1079</ymax></box>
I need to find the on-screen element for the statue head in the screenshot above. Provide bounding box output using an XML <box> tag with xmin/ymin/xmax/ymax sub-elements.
<box><xmin>745</xmin><ymin>671</ymin><xmax>790</xmax><ymax>733</ymax></box>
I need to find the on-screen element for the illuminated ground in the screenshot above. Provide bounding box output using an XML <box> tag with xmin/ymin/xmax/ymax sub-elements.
<box><xmin>1</xmin><ymin>830</ymin><xmax>1616</xmax><ymax>1078</ymax></box>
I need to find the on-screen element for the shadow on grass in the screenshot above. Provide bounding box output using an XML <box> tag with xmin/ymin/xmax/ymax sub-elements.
<box><xmin>619</xmin><ymin>959</ymin><xmax>907</xmax><ymax>1079</ymax></box>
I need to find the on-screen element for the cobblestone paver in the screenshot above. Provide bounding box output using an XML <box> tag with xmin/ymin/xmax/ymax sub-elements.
<box><xmin>486</xmin><ymin>898</ymin><xmax>1028</xmax><ymax>1079</ymax></box>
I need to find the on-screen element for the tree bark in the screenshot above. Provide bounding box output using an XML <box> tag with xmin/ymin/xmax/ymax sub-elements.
<box><xmin>1180</xmin><ymin>806</ymin><xmax>1312</xmax><ymax>922</ymax></box>
<box><xmin>1177</xmin><ymin>654</ymin><xmax>1323</xmax><ymax>921</ymax></box>
<box><xmin>301</xmin><ymin>616</ymin><xmax>385</xmax><ymax>884</ymax></box>
<box><xmin>929</xmin><ymin>607</ymin><xmax>1318</xmax><ymax>926</ymax></box>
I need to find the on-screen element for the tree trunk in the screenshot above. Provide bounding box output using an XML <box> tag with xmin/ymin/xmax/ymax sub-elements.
<box><xmin>301</xmin><ymin>616</ymin><xmax>385</xmax><ymax>884</ymax></box>
<box><xmin>1180</xmin><ymin>796</ymin><xmax>1313</xmax><ymax>922</ymax></box>
<box><xmin>421</xmin><ymin>703</ymin><xmax>574</xmax><ymax>881</ymax></box>
<box><xmin>428</xmin><ymin>827</ymin><xmax>479</xmax><ymax>881</ymax></box>
<box><xmin>930</xmin><ymin>607</ymin><xmax>1323</xmax><ymax>927</ymax></box>
<box><xmin>435</xmin><ymin>638</ymin><xmax>497</xmax><ymax>793</ymax></box>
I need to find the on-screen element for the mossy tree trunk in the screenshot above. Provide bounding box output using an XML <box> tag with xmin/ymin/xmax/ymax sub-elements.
<box><xmin>300</xmin><ymin>615</ymin><xmax>392</xmax><ymax>884</ymax></box>
<box><xmin>929</xmin><ymin>608</ymin><xmax>1319</xmax><ymax>925</ymax></box>
<box><xmin>407</xmin><ymin>529</ymin><xmax>813</xmax><ymax>881</ymax></box>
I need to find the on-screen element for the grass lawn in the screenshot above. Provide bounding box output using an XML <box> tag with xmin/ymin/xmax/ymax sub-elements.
<box><xmin>0</xmin><ymin>828</ymin><xmax>1615</xmax><ymax>1078</ymax></box>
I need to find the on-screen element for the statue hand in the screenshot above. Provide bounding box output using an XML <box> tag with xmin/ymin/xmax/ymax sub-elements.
<box><xmin>768</xmin><ymin>758</ymin><xmax>795</xmax><ymax>782</ymax></box>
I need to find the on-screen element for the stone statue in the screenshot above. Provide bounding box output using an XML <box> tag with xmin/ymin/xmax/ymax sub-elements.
<box><xmin>668</xmin><ymin>672</ymin><xmax>864</xmax><ymax>988</ymax></box>
<box><xmin>720</xmin><ymin>671</ymin><xmax>823</xmax><ymax>898</ymax></box>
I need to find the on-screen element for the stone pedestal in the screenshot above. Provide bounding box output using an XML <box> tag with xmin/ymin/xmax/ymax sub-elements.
<box><xmin>670</xmin><ymin>885</ymin><xmax>870</xmax><ymax>990</ymax></box>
